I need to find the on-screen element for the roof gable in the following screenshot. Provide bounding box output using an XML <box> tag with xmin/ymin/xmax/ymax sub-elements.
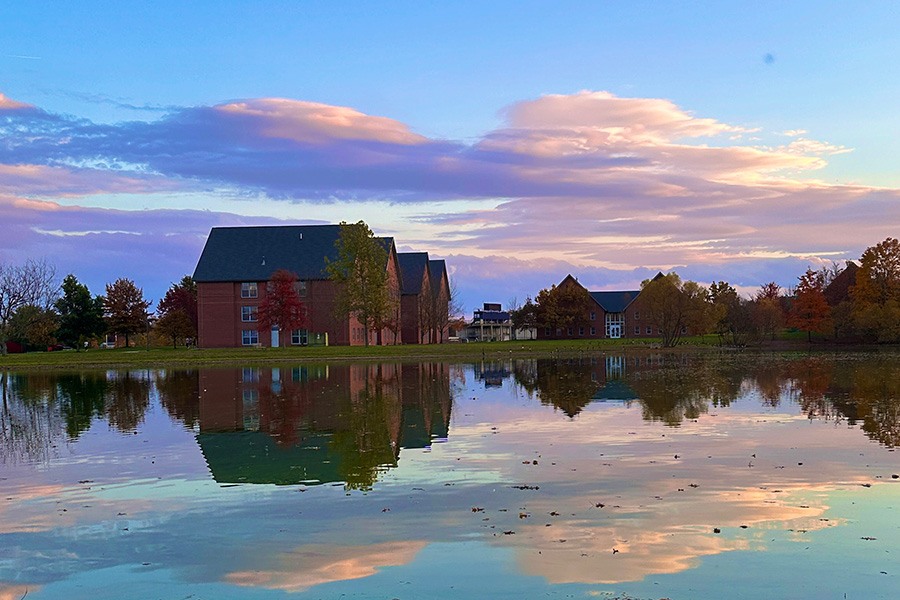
<box><xmin>589</xmin><ymin>290</ymin><xmax>641</xmax><ymax>313</ymax></box>
<box><xmin>428</xmin><ymin>259</ymin><xmax>449</xmax><ymax>295</ymax></box>
<box><xmin>397</xmin><ymin>252</ymin><xmax>430</xmax><ymax>294</ymax></box>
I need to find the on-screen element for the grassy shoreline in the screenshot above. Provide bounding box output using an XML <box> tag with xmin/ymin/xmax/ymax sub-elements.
<box><xmin>3</xmin><ymin>335</ymin><xmax>893</xmax><ymax>371</ymax></box>
<box><xmin>1</xmin><ymin>338</ymin><xmax>729</xmax><ymax>370</ymax></box>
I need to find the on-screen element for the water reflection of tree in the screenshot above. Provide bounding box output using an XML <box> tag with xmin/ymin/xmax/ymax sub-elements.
<box><xmin>156</xmin><ymin>369</ymin><xmax>200</xmax><ymax>428</ymax></box>
<box><xmin>104</xmin><ymin>371</ymin><xmax>152</xmax><ymax>432</ymax></box>
<box><xmin>528</xmin><ymin>359</ymin><xmax>601</xmax><ymax>418</ymax></box>
<box><xmin>330</xmin><ymin>364</ymin><xmax>402</xmax><ymax>490</ymax></box>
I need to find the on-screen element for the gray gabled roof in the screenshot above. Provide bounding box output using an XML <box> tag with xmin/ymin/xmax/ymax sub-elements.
<box><xmin>397</xmin><ymin>252</ymin><xmax>430</xmax><ymax>295</ymax></box>
<box><xmin>193</xmin><ymin>225</ymin><xmax>394</xmax><ymax>282</ymax></box>
<box><xmin>429</xmin><ymin>259</ymin><xmax>448</xmax><ymax>294</ymax></box>
<box><xmin>589</xmin><ymin>290</ymin><xmax>641</xmax><ymax>313</ymax></box>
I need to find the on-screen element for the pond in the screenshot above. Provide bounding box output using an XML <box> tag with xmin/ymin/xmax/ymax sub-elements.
<box><xmin>1</xmin><ymin>352</ymin><xmax>899</xmax><ymax>599</ymax></box>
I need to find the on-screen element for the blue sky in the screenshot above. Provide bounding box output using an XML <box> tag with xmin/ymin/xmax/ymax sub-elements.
<box><xmin>2</xmin><ymin>1</ymin><xmax>899</xmax><ymax>310</ymax></box>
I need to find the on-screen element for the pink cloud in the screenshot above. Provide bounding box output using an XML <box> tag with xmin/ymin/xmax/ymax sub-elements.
<box><xmin>0</xmin><ymin>93</ymin><xmax>33</xmax><ymax>110</ymax></box>
<box><xmin>216</xmin><ymin>98</ymin><xmax>429</xmax><ymax>146</ymax></box>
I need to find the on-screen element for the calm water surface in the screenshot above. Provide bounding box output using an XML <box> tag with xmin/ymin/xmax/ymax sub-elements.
<box><xmin>1</xmin><ymin>353</ymin><xmax>899</xmax><ymax>599</ymax></box>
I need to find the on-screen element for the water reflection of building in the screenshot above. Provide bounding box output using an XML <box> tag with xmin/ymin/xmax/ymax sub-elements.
<box><xmin>473</xmin><ymin>361</ymin><xmax>512</xmax><ymax>388</ymax></box>
<box><xmin>195</xmin><ymin>363</ymin><xmax>453</xmax><ymax>488</ymax></box>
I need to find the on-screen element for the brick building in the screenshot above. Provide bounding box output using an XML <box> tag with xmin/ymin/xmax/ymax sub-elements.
<box><xmin>536</xmin><ymin>274</ymin><xmax>664</xmax><ymax>340</ymax></box>
<box><xmin>192</xmin><ymin>225</ymin><xmax>410</xmax><ymax>348</ymax></box>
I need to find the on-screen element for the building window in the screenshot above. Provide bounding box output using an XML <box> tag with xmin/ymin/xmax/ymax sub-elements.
<box><xmin>590</xmin><ymin>327</ymin><xmax>596</xmax><ymax>335</ymax></box>
<box><xmin>545</xmin><ymin>328</ymin><xmax>551</xmax><ymax>336</ymax></box>
<box><xmin>567</xmin><ymin>327</ymin><xmax>573</xmax><ymax>335</ymax></box>
<box><xmin>646</xmin><ymin>326</ymin><xmax>652</xmax><ymax>335</ymax></box>
<box><xmin>241</xmin><ymin>282</ymin><xmax>258</xmax><ymax>298</ymax></box>
<box><xmin>634</xmin><ymin>312</ymin><xmax>640</xmax><ymax>320</ymax></box>
<box><xmin>556</xmin><ymin>328</ymin><xmax>562</xmax><ymax>336</ymax></box>
<box><xmin>590</xmin><ymin>312</ymin><xmax>596</xmax><ymax>321</ymax></box>
<box><xmin>579</xmin><ymin>327</ymin><xmax>584</xmax><ymax>335</ymax></box>
<box><xmin>292</xmin><ymin>329</ymin><xmax>308</xmax><ymax>345</ymax></box>
<box><xmin>681</xmin><ymin>326</ymin><xmax>687</xmax><ymax>335</ymax></box>
<box><xmin>635</xmin><ymin>326</ymin><xmax>640</xmax><ymax>335</ymax></box>
<box><xmin>296</xmin><ymin>280</ymin><xmax>308</xmax><ymax>298</ymax></box>
<box><xmin>241</xmin><ymin>330</ymin><xmax>259</xmax><ymax>346</ymax></box>
<box><xmin>241</xmin><ymin>306</ymin><xmax>258</xmax><ymax>322</ymax></box>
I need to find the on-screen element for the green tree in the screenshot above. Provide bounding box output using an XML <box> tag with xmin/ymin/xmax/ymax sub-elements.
<box><xmin>325</xmin><ymin>221</ymin><xmax>396</xmax><ymax>347</ymax></box>
<box><xmin>709</xmin><ymin>281</ymin><xmax>758</xmax><ymax>346</ymax></box>
<box><xmin>511</xmin><ymin>297</ymin><xmax>539</xmax><ymax>333</ymax></box>
<box><xmin>55</xmin><ymin>274</ymin><xmax>106</xmax><ymax>350</ymax></box>
<box><xmin>104</xmin><ymin>278</ymin><xmax>151</xmax><ymax>348</ymax></box>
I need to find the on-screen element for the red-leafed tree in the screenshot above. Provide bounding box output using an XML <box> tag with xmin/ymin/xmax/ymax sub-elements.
<box><xmin>790</xmin><ymin>269</ymin><xmax>831</xmax><ymax>343</ymax></box>
<box><xmin>258</xmin><ymin>269</ymin><xmax>307</xmax><ymax>338</ymax></box>
<box><xmin>157</xmin><ymin>276</ymin><xmax>197</xmax><ymax>330</ymax></box>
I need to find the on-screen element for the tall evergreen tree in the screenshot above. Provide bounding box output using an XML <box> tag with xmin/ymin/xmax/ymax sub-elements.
<box><xmin>56</xmin><ymin>275</ymin><xmax>106</xmax><ymax>350</ymax></box>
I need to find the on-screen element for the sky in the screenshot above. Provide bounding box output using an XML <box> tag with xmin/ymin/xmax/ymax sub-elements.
<box><xmin>2</xmin><ymin>1</ymin><xmax>899</xmax><ymax>312</ymax></box>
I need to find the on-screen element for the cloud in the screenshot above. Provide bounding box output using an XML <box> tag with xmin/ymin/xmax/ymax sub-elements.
<box><xmin>0</xmin><ymin>93</ymin><xmax>33</xmax><ymax>110</ymax></box>
<box><xmin>0</xmin><ymin>89</ymin><xmax>896</xmax><ymax>303</ymax></box>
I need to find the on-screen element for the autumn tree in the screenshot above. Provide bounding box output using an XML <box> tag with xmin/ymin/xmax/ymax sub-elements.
<box><xmin>851</xmin><ymin>237</ymin><xmax>900</xmax><ymax>306</ymax></box>
<box><xmin>638</xmin><ymin>273</ymin><xmax>710</xmax><ymax>347</ymax></box>
<box><xmin>258</xmin><ymin>269</ymin><xmax>307</xmax><ymax>340</ymax></box>
<box><xmin>157</xmin><ymin>276</ymin><xmax>198</xmax><ymax>331</ymax></box>
<box><xmin>709</xmin><ymin>281</ymin><xmax>758</xmax><ymax>346</ymax></box>
<box><xmin>104</xmin><ymin>278</ymin><xmax>151</xmax><ymax>348</ymax></box>
<box><xmin>325</xmin><ymin>221</ymin><xmax>396</xmax><ymax>347</ymax></box>
<box><xmin>849</xmin><ymin>238</ymin><xmax>900</xmax><ymax>342</ymax></box>
<box><xmin>55</xmin><ymin>274</ymin><xmax>106</xmax><ymax>350</ymax></box>
<box><xmin>0</xmin><ymin>259</ymin><xmax>58</xmax><ymax>355</ymax></box>
<box><xmin>155</xmin><ymin>310</ymin><xmax>196</xmax><ymax>348</ymax></box>
<box><xmin>8</xmin><ymin>306</ymin><xmax>58</xmax><ymax>349</ymax></box>
<box><xmin>790</xmin><ymin>269</ymin><xmax>831</xmax><ymax>343</ymax></box>
<box><xmin>535</xmin><ymin>282</ymin><xmax>591</xmax><ymax>333</ymax></box>
<box><xmin>752</xmin><ymin>282</ymin><xmax>785</xmax><ymax>340</ymax></box>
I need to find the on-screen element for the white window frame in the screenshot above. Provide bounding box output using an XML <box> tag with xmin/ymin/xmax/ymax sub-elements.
<box><xmin>241</xmin><ymin>306</ymin><xmax>258</xmax><ymax>322</ymax></box>
<box><xmin>241</xmin><ymin>329</ymin><xmax>259</xmax><ymax>346</ymax></box>
<box><xmin>291</xmin><ymin>328</ymin><xmax>308</xmax><ymax>345</ymax></box>
<box><xmin>241</xmin><ymin>282</ymin><xmax>258</xmax><ymax>298</ymax></box>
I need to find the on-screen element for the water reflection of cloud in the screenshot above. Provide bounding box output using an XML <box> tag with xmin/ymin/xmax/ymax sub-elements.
<box><xmin>0</xmin><ymin>583</ymin><xmax>40</xmax><ymax>600</ymax></box>
<box><xmin>225</xmin><ymin>541</ymin><xmax>427</xmax><ymax>592</ymax></box>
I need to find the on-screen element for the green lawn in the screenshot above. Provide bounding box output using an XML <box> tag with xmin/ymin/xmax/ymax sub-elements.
<box><xmin>0</xmin><ymin>336</ymin><xmax>726</xmax><ymax>370</ymax></box>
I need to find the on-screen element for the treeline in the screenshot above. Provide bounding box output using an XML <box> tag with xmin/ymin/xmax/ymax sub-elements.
<box><xmin>508</xmin><ymin>236</ymin><xmax>900</xmax><ymax>347</ymax></box>
<box><xmin>0</xmin><ymin>261</ymin><xmax>197</xmax><ymax>354</ymax></box>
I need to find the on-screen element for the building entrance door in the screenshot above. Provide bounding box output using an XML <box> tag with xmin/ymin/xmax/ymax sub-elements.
<box><xmin>608</xmin><ymin>324</ymin><xmax>621</xmax><ymax>339</ymax></box>
<box><xmin>271</xmin><ymin>326</ymin><xmax>280</xmax><ymax>347</ymax></box>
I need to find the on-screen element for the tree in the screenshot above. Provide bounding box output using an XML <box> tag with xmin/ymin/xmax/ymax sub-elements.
<box><xmin>155</xmin><ymin>310</ymin><xmax>195</xmax><ymax>348</ymax></box>
<box><xmin>709</xmin><ymin>281</ymin><xmax>758</xmax><ymax>346</ymax></box>
<box><xmin>258</xmin><ymin>269</ymin><xmax>307</xmax><ymax>339</ymax></box>
<box><xmin>104</xmin><ymin>278</ymin><xmax>151</xmax><ymax>348</ymax></box>
<box><xmin>752</xmin><ymin>282</ymin><xmax>785</xmax><ymax>340</ymax></box>
<box><xmin>790</xmin><ymin>269</ymin><xmax>831</xmax><ymax>343</ymax></box>
<box><xmin>638</xmin><ymin>273</ymin><xmax>709</xmax><ymax>347</ymax></box>
<box><xmin>511</xmin><ymin>297</ymin><xmax>539</xmax><ymax>333</ymax></box>
<box><xmin>157</xmin><ymin>276</ymin><xmax>198</xmax><ymax>331</ymax></box>
<box><xmin>55</xmin><ymin>274</ymin><xmax>106</xmax><ymax>350</ymax></box>
<box><xmin>851</xmin><ymin>237</ymin><xmax>900</xmax><ymax>307</ymax></box>
<box><xmin>325</xmin><ymin>221</ymin><xmax>395</xmax><ymax>347</ymax></box>
<box><xmin>535</xmin><ymin>283</ymin><xmax>591</xmax><ymax>332</ymax></box>
<box><xmin>8</xmin><ymin>305</ymin><xmax>58</xmax><ymax>349</ymax></box>
<box><xmin>0</xmin><ymin>259</ymin><xmax>58</xmax><ymax>355</ymax></box>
